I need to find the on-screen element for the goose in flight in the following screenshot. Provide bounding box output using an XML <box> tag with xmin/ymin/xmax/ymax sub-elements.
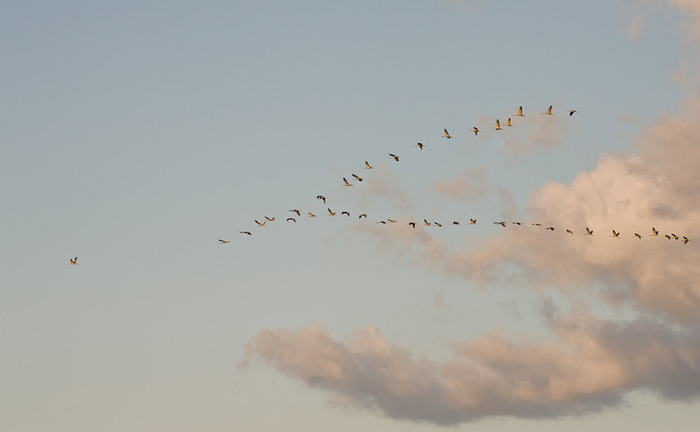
<box><xmin>342</xmin><ymin>177</ymin><xmax>353</xmax><ymax>187</ymax></box>
<box><xmin>651</xmin><ymin>227</ymin><xmax>659</xmax><ymax>236</ymax></box>
<box><xmin>683</xmin><ymin>236</ymin><xmax>690</xmax><ymax>244</ymax></box>
<box><xmin>255</xmin><ymin>220</ymin><xmax>266</xmax><ymax>227</ymax></box>
<box><xmin>307</xmin><ymin>212</ymin><xmax>316</xmax><ymax>218</ymax></box>
<box><xmin>443</xmin><ymin>129</ymin><xmax>452</xmax><ymax>139</ymax></box>
<box><xmin>218</xmin><ymin>239</ymin><xmax>231</xmax><ymax>244</ymax></box>
<box><xmin>239</xmin><ymin>231</ymin><xmax>252</xmax><ymax>236</ymax></box>
<box><xmin>265</xmin><ymin>216</ymin><xmax>275</xmax><ymax>222</ymax></box>
<box><xmin>469</xmin><ymin>218</ymin><xmax>477</xmax><ymax>225</ymax></box>
<box><xmin>532</xmin><ymin>223</ymin><xmax>542</xmax><ymax>226</ymax></box>
<box><xmin>472</xmin><ymin>127</ymin><xmax>479</xmax><ymax>136</ymax></box>
<box><xmin>516</xmin><ymin>106</ymin><xmax>525</xmax><ymax>117</ymax></box>
<box><xmin>341</xmin><ymin>211</ymin><xmax>350</xmax><ymax>216</ymax></box>
<box><xmin>358</xmin><ymin>213</ymin><xmax>367</xmax><ymax>219</ymax></box>
<box><xmin>453</xmin><ymin>221</ymin><xmax>461</xmax><ymax>225</ymax></box>
<box><xmin>512</xmin><ymin>222</ymin><xmax>522</xmax><ymax>225</ymax></box>
<box><xmin>389</xmin><ymin>153</ymin><xmax>400</xmax><ymax>162</ymax></box>
<box><xmin>327</xmin><ymin>208</ymin><xmax>336</xmax><ymax>216</ymax></box>
<box><xmin>634</xmin><ymin>233</ymin><xmax>642</xmax><ymax>239</ymax></box>
<box><xmin>409</xmin><ymin>222</ymin><xmax>416</xmax><ymax>228</ymax></box>
<box><xmin>286</xmin><ymin>217</ymin><xmax>296</xmax><ymax>222</ymax></box>
<box><xmin>317</xmin><ymin>195</ymin><xmax>326</xmax><ymax>203</ymax></box>
<box><xmin>671</xmin><ymin>233</ymin><xmax>679</xmax><ymax>240</ymax></box>
<box><xmin>545</xmin><ymin>226</ymin><xmax>555</xmax><ymax>231</ymax></box>
<box><xmin>434</xmin><ymin>222</ymin><xmax>443</xmax><ymax>227</ymax></box>
<box><xmin>376</xmin><ymin>220</ymin><xmax>387</xmax><ymax>224</ymax></box>
<box><xmin>493</xmin><ymin>119</ymin><xmax>502</xmax><ymax>131</ymax></box>
<box><xmin>494</xmin><ymin>221</ymin><xmax>507</xmax><ymax>227</ymax></box>
<box><xmin>611</xmin><ymin>230</ymin><xmax>620</xmax><ymax>238</ymax></box>
<box><xmin>665</xmin><ymin>234</ymin><xmax>672</xmax><ymax>240</ymax></box>
<box><xmin>568</xmin><ymin>109</ymin><xmax>578</xmax><ymax>116</ymax></box>
<box><xmin>387</xmin><ymin>219</ymin><xmax>397</xmax><ymax>223</ymax></box>
<box><xmin>352</xmin><ymin>174</ymin><xmax>363</xmax><ymax>182</ymax></box>
<box><xmin>364</xmin><ymin>161</ymin><xmax>373</xmax><ymax>169</ymax></box>
<box><xmin>505</xmin><ymin>118</ymin><xmax>513</xmax><ymax>127</ymax></box>
<box><xmin>566</xmin><ymin>229</ymin><xmax>574</xmax><ymax>234</ymax></box>
<box><xmin>69</xmin><ymin>257</ymin><xmax>78</xmax><ymax>265</ymax></box>
<box><xmin>424</xmin><ymin>219</ymin><xmax>431</xmax><ymax>226</ymax></box>
<box><xmin>543</xmin><ymin>105</ymin><xmax>554</xmax><ymax>115</ymax></box>
<box><xmin>289</xmin><ymin>209</ymin><xmax>301</xmax><ymax>216</ymax></box>
<box><xmin>416</xmin><ymin>143</ymin><xmax>424</xmax><ymax>150</ymax></box>
<box><xmin>585</xmin><ymin>227</ymin><xmax>594</xmax><ymax>236</ymax></box>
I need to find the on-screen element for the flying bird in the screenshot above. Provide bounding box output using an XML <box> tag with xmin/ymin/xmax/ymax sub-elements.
<box><xmin>671</xmin><ymin>233</ymin><xmax>679</xmax><ymax>240</ymax></box>
<box><xmin>327</xmin><ymin>208</ymin><xmax>336</xmax><ymax>216</ymax></box>
<box><xmin>683</xmin><ymin>236</ymin><xmax>690</xmax><ymax>244</ymax></box>
<box><xmin>424</xmin><ymin>219</ymin><xmax>431</xmax><ymax>226</ymax></box>
<box><xmin>651</xmin><ymin>227</ymin><xmax>659</xmax><ymax>236</ymax></box>
<box><xmin>568</xmin><ymin>109</ymin><xmax>578</xmax><ymax>116</ymax></box>
<box><xmin>239</xmin><ymin>231</ymin><xmax>252</xmax><ymax>236</ymax></box>
<box><xmin>516</xmin><ymin>106</ymin><xmax>525</xmax><ymax>117</ymax></box>
<box><xmin>376</xmin><ymin>220</ymin><xmax>387</xmax><ymax>224</ymax></box>
<box><xmin>472</xmin><ymin>127</ymin><xmax>479</xmax><ymax>135</ymax></box>
<box><xmin>342</xmin><ymin>177</ymin><xmax>353</xmax><ymax>187</ymax></box>
<box><xmin>286</xmin><ymin>217</ymin><xmax>296</xmax><ymax>222</ymax></box>
<box><xmin>218</xmin><ymin>239</ymin><xmax>231</xmax><ymax>244</ymax></box>
<box><xmin>255</xmin><ymin>220</ymin><xmax>266</xmax><ymax>227</ymax></box>
<box><xmin>317</xmin><ymin>195</ymin><xmax>326</xmax><ymax>203</ymax></box>
<box><xmin>543</xmin><ymin>105</ymin><xmax>554</xmax><ymax>115</ymax></box>
<box><xmin>443</xmin><ymin>129</ymin><xmax>452</xmax><ymax>139</ymax></box>
<box><xmin>364</xmin><ymin>161</ymin><xmax>373</xmax><ymax>169</ymax></box>
<box><xmin>566</xmin><ymin>229</ymin><xmax>574</xmax><ymax>234</ymax></box>
<box><xmin>389</xmin><ymin>153</ymin><xmax>400</xmax><ymax>161</ymax></box>
<box><xmin>634</xmin><ymin>233</ymin><xmax>642</xmax><ymax>239</ymax></box>
<box><xmin>307</xmin><ymin>212</ymin><xmax>316</xmax><ymax>218</ymax></box>
<box><xmin>453</xmin><ymin>221</ymin><xmax>461</xmax><ymax>225</ymax></box>
<box><xmin>352</xmin><ymin>174</ymin><xmax>363</xmax><ymax>182</ymax></box>
<box><xmin>416</xmin><ymin>143</ymin><xmax>424</xmax><ymax>150</ymax></box>
<box><xmin>469</xmin><ymin>218</ymin><xmax>477</xmax><ymax>225</ymax></box>
<box><xmin>265</xmin><ymin>216</ymin><xmax>275</xmax><ymax>222</ymax></box>
<box><xmin>289</xmin><ymin>209</ymin><xmax>301</xmax><ymax>216</ymax></box>
<box><xmin>585</xmin><ymin>227</ymin><xmax>594</xmax><ymax>236</ymax></box>
<box><xmin>505</xmin><ymin>118</ymin><xmax>513</xmax><ymax>127</ymax></box>
<box><xmin>493</xmin><ymin>119</ymin><xmax>502</xmax><ymax>131</ymax></box>
<box><xmin>409</xmin><ymin>222</ymin><xmax>416</xmax><ymax>228</ymax></box>
<box><xmin>434</xmin><ymin>222</ymin><xmax>442</xmax><ymax>227</ymax></box>
<box><xmin>69</xmin><ymin>257</ymin><xmax>78</xmax><ymax>265</ymax></box>
<box><xmin>341</xmin><ymin>211</ymin><xmax>350</xmax><ymax>216</ymax></box>
<box><xmin>545</xmin><ymin>226</ymin><xmax>555</xmax><ymax>231</ymax></box>
<box><xmin>494</xmin><ymin>221</ymin><xmax>507</xmax><ymax>227</ymax></box>
<box><xmin>358</xmin><ymin>213</ymin><xmax>367</xmax><ymax>219</ymax></box>
<box><xmin>611</xmin><ymin>230</ymin><xmax>620</xmax><ymax>238</ymax></box>
<box><xmin>387</xmin><ymin>219</ymin><xmax>397</xmax><ymax>223</ymax></box>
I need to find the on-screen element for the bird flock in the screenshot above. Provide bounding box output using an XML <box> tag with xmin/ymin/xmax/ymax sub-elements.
<box><xmin>70</xmin><ymin>105</ymin><xmax>691</xmax><ymax>264</ymax></box>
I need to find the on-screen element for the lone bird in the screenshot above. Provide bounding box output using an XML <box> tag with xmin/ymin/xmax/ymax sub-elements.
<box><xmin>389</xmin><ymin>153</ymin><xmax>400</xmax><ymax>162</ymax></box>
<box><xmin>69</xmin><ymin>257</ymin><xmax>78</xmax><ymax>265</ymax></box>
<box><xmin>443</xmin><ymin>129</ymin><xmax>452</xmax><ymax>139</ymax></box>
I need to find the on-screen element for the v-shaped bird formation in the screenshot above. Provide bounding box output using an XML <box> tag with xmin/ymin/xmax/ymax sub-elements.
<box><xmin>216</xmin><ymin>104</ymin><xmax>690</xmax><ymax>248</ymax></box>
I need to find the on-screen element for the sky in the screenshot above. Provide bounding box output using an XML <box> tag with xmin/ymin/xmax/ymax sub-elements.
<box><xmin>2</xmin><ymin>0</ymin><xmax>700</xmax><ymax>431</ymax></box>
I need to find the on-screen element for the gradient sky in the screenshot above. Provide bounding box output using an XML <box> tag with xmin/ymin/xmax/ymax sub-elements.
<box><xmin>3</xmin><ymin>1</ymin><xmax>700</xmax><ymax>431</ymax></box>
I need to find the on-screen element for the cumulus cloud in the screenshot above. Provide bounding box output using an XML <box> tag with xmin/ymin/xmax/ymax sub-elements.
<box><xmin>247</xmin><ymin>316</ymin><xmax>700</xmax><ymax>424</ymax></box>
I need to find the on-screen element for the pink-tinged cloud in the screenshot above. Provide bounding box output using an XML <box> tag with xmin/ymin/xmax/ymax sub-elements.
<box><xmin>502</xmin><ymin>113</ymin><xmax>570</xmax><ymax>157</ymax></box>
<box><xmin>247</xmin><ymin>316</ymin><xmax>700</xmax><ymax>424</ymax></box>
<box><xmin>434</xmin><ymin>166</ymin><xmax>488</xmax><ymax>200</ymax></box>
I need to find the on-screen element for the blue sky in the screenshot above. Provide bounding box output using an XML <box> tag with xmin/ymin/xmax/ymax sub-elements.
<box><xmin>2</xmin><ymin>1</ymin><xmax>700</xmax><ymax>431</ymax></box>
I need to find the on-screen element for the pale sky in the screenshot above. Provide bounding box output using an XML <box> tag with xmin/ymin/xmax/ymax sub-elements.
<box><xmin>2</xmin><ymin>1</ymin><xmax>700</xmax><ymax>431</ymax></box>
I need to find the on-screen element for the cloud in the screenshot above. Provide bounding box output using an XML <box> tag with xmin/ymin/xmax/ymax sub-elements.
<box><xmin>434</xmin><ymin>166</ymin><xmax>487</xmax><ymax>200</ymax></box>
<box><xmin>623</xmin><ymin>15</ymin><xmax>647</xmax><ymax>40</ymax></box>
<box><xmin>502</xmin><ymin>113</ymin><xmax>569</xmax><ymax>157</ymax></box>
<box><xmin>247</xmin><ymin>315</ymin><xmax>700</xmax><ymax>424</ymax></box>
